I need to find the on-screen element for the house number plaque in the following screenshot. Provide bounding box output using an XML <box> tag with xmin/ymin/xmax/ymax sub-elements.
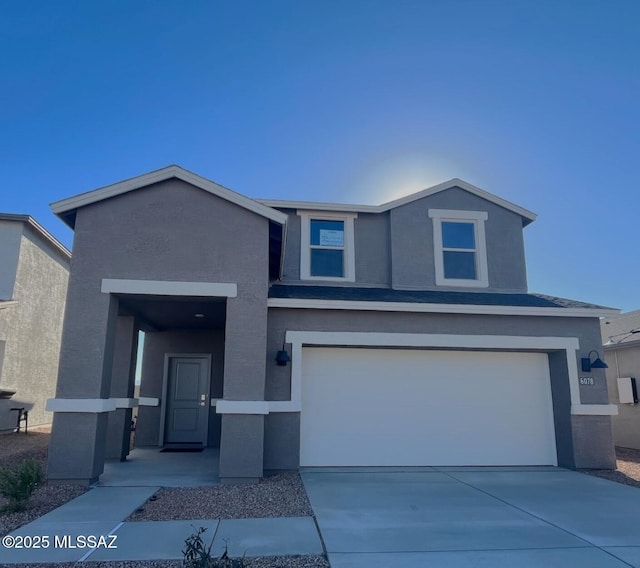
<box><xmin>579</xmin><ymin>377</ymin><xmax>595</xmax><ymax>386</ymax></box>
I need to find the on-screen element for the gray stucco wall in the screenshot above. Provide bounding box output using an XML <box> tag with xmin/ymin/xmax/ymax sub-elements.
<box><xmin>277</xmin><ymin>186</ymin><xmax>528</xmax><ymax>291</ymax></box>
<box><xmin>390</xmin><ymin>187</ymin><xmax>528</xmax><ymax>292</ymax></box>
<box><xmin>605</xmin><ymin>344</ymin><xmax>640</xmax><ymax>449</ymax></box>
<box><xmin>49</xmin><ymin>178</ymin><xmax>271</xmax><ymax>482</ymax></box>
<box><xmin>280</xmin><ymin>210</ymin><xmax>391</xmax><ymax>287</ymax></box>
<box><xmin>0</xmin><ymin>221</ymin><xmax>22</xmax><ymax>300</ymax></box>
<box><xmin>0</xmin><ymin>226</ymin><xmax>69</xmax><ymax>431</ymax></box>
<box><xmin>354</xmin><ymin>213</ymin><xmax>391</xmax><ymax>287</ymax></box>
<box><xmin>263</xmin><ymin>308</ymin><xmax>613</xmax><ymax>470</ymax></box>
<box><xmin>105</xmin><ymin>316</ymin><xmax>138</xmax><ymax>460</ymax></box>
<box><xmin>281</xmin><ymin>210</ymin><xmax>301</xmax><ymax>281</ymax></box>
<box><xmin>136</xmin><ymin>330</ymin><xmax>224</xmax><ymax>448</ymax></box>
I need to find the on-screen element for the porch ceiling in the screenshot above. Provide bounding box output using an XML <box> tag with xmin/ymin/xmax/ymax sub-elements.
<box><xmin>116</xmin><ymin>295</ymin><xmax>226</xmax><ymax>331</ymax></box>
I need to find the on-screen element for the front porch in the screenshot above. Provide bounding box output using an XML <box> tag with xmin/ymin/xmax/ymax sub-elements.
<box><xmin>98</xmin><ymin>447</ymin><xmax>220</xmax><ymax>487</ymax></box>
<box><xmin>48</xmin><ymin>278</ymin><xmax>270</xmax><ymax>485</ymax></box>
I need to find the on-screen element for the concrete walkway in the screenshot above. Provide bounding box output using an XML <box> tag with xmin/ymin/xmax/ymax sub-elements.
<box><xmin>1</xmin><ymin>486</ymin><xmax>323</xmax><ymax>564</ymax></box>
<box><xmin>97</xmin><ymin>447</ymin><xmax>221</xmax><ymax>487</ymax></box>
<box><xmin>1</xmin><ymin>448</ymin><xmax>323</xmax><ymax>564</ymax></box>
<box><xmin>6</xmin><ymin>464</ymin><xmax>640</xmax><ymax>566</ymax></box>
<box><xmin>301</xmin><ymin>467</ymin><xmax>640</xmax><ymax>567</ymax></box>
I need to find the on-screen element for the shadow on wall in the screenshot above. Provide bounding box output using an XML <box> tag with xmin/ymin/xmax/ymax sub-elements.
<box><xmin>0</xmin><ymin>399</ymin><xmax>34</xmax><ymax>432</ymax></box>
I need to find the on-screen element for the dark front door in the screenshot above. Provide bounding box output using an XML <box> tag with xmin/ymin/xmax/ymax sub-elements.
<box><xmin>164</xmin><ymin>356</ymin><xmax>210</xmax><ymax>446</ymax></box>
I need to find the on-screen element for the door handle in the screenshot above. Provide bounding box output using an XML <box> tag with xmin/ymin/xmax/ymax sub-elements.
<box><xmin>199</xmin><ymin>394</ymin><xmax>207</xmax><ymax>407</ymax></box>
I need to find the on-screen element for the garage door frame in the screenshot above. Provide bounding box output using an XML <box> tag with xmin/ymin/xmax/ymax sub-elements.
<box><xmin>275</xmin><ymin>332</ymin><xmax>616</xmax><ymax>419</ymax></box>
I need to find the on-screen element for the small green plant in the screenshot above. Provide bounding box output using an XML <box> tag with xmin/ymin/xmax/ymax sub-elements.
<box><xmin>0</xmin><ymin>459</ymin><xmax>43</xmax><ymax>512</ymax></box>
<box><xmin>183</xmin><ymin>526</ymin><xmax>246</xmax><ymax>567</ymax></box>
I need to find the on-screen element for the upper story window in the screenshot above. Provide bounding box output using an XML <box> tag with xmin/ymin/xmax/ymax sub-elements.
<box><xmin>428</xmin><ymin>209</ymin><xmax>488</xmax><ymax>288</ymax></box>
<box><xmin>298</xmin><ymin>211</ymin><xmax>356</xmax><ymax>281</ymax></box>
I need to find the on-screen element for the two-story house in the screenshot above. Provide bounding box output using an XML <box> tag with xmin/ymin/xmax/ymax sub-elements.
<box><xmin>0</xmin><ymin>214</ymin><xmax>70</xmax><ymax>432</ymax></box>
<box><xmin>46</xmin><ymin>166</ymin><xmax>618</xmax><ymax>485</ymax></box>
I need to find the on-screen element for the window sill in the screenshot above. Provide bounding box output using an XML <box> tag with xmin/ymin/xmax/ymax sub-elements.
<box><xmin>435</xmin><ymin>278</ymin><xmax>489</xmax><ymax>288</ymax></box>
<box><xmin>301</xmin><ymin>275</ymin><xmax>356</xmax><ymax>283</ymax></box>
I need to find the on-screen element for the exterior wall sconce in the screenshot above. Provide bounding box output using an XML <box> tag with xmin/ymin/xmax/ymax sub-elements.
<box><xmin>581</xmin><ymin>350</ymin><xmax>609</xmax><ymax>372</ymax></box>
<box><xmin>276</xmin><ymin>344</ymin><xmax>291</xmax><ymax>366</ymax></box>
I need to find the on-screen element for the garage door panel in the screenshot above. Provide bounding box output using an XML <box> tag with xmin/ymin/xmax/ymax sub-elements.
<box><xmin>300</xmin><ymin>348</ymin><xmax>557</xmax><ymax>467</ymax></box>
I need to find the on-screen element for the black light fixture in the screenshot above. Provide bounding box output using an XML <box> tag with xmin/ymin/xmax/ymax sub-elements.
<box><xmin>581</xmin><ymin>350</ymin><xmax>608</xmax><ymax>372</ymax></box>
<box><xmin>275</xmin><ymin>343</ymin><xmax>291</xmax><ymax>366</ymax></box>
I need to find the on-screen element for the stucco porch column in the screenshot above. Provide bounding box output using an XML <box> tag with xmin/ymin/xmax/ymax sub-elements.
<box><xmin>105</xmin><ymin>316</ymin><xmax>138</xmax><ymax>460</ymax></box>
<box><xmin>47</xmin><ymin>293</ymin><xmax>119</xmax><ymax>485</ymax></box>
<box><xmin>218</xmin><ymin>295</ymin><xmax>267</xmax><ymax>483</ymax></box>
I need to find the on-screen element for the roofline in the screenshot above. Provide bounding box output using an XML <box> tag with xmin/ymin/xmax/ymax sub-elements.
<box><xmin>0</xmin><ymin>213</ymin><xmax>71</xmax><ymax>260</ymax></box>
<box><xmin>257</xmin><ymin>199</ymin><xmax>381</xmax><ymax>213</ymax></box>
<box><xmin>604</xmin><ymin>338</ymin><xmax>640</xmax><ymax>351</ymax></box>
<box><xmin>50</xmin><ymin>165</ymin><xmax>288</xmax><ymax>226</ymax></box>
<box><xmin>267</xmin><ymin>298</ymin><xmax>618</xmax><ymax>318</ymax></box>
<box><xmin>258</xmin><ymin>178</ymin><xmax>537</xmax><ymax>225</ymax></box>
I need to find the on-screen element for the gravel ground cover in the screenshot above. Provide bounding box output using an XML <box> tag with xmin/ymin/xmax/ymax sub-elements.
<box><xmin>583</xmin><ymin>446</ymin><xmax>640</xmax><ymax>488</ymax></box>
<box><xmin>10</xmin><ymin>431</ymin><xmax>640</xmax><ymax>567</ymax></box>
<box><xmin>128</xmin><ymin>472</ymin><xmax>313</xmax><ymax>521</ymax></box>
<box><xmin>0</xmin><ymin>428</ymin><xmax>87</xmax><ymax>537</ymax></box>
<box><xmin>1</xmin><ymin>431</ymin><xmax>326</xmax><ymax>566</ymax></box>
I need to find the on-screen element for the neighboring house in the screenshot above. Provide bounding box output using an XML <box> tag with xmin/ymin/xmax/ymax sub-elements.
<box><xmin>46</xmin><ymin>166</ymin><xmax>619</xmax><ymax>485</ymax></box>
<box><xmin>0</xmin><ymin>214</ymin><xmax>70</xmax><ymax>433</ymax></box>
<box><xmin>602</xmin><ymin>311</ymin><xmax>640</xmax><ymax>450</ymax></box>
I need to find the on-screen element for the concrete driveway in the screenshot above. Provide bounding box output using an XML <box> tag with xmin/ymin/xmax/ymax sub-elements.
<box><xmin>301</xmin><ymin>468</ymin><xmax>640</xmax><ymax>567</ymax></box>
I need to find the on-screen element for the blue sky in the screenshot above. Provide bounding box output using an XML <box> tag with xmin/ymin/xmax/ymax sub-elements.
<box><xmin>1</xmin><ymin>1</ymin><xmax>638</xmax><ymax>311</ymax></box>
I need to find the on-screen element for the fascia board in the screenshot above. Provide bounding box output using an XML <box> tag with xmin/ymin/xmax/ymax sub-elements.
<box><xmin>267</xmin><ymin>298</ymin><xmax>619</xmax><ymax>318</ymax></box>
<box><xmin>0</xmin><ymin>213</ymin><xmax>71</xmax><ymax>260</ymax></box>
<box><xmin>378</xmin><ymin>178</ymin><xmax>537</xmax><ymax>222</ymax></box>
<box><xmin>258</xmin><ymin>199</ymin><xmax>379</xmax><ymax>213</ymax></box>
<box><xmin>260</xmin><ymin>178</ymin><xmax>537</xmax><ymax>224</ymax></box>
<box><xmin>604</xmin><ymin>338</ymin><xmax>640</xmax><ymax>351</ymax></box>
<box><xmin>24</xmin><ymin>217</ymin><xmax>72</xmax><ymax>260</ymax></box>
<box><xmin>52</xmin><ymin>169</ymin><xmax>531</xmax><ymax>228</ymax></box>
<box><xmin>51</xmin><ymin>165</ymin><xmax>287</xmax><ymax>225</ymax></box>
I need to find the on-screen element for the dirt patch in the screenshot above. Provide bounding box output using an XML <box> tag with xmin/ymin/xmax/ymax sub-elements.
<box><xmin>0</xmin><ymin>427</ymin><xmax>87</xmax><ymax>537</ymax></box>
<box><xmin>0</xmin><ymin>428</ymin><xmax>50</xmax><ymax>469</ymax></box>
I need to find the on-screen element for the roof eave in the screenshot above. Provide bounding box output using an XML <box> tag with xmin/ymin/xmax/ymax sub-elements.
<box><xmin>604</xmin><ymin>338</ymin><xmax>640</xmax><ymax>351</ymax></box>
<box><xmin>378</xmin><ymin>178</ymin><xmax>537</xmax><ymax>225</ymax></box>
<box><xmin>259</xmin><ymin>178</ymin><xmax>537</xmax><ymax>225</ymax></box>
<box><xmin>267</xmin><ymin>297</ymin><xmax>619</xmax><ymax>318</ymax></box>
<box><xmin>0</xmin><ymin>213</ymin><xmax>71</xmax><ymax>260</ymax></box>
<box><xmin>51</xmin><ymin>165</ymin><xmax>288</xmax><ymax>228</ymax></box>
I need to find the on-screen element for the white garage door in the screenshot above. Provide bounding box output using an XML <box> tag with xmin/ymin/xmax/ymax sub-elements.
<box><xmin>300</xmin><ymin>347</ymin><xmax>557</xmax><ymax>467</ymax></box>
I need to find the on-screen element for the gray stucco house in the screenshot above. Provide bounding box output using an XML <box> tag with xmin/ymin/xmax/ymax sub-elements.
<box><xmin>602</xmin><ymin>311</ymin><xmax>640</xmax><ymax>450</ymax></box>
<box><xmin>0</xmin><ymin>214</ymin><xmax>70</xmax><ymax>432</ymax></box>
<box><xmin>46</xmin><ymin>165</ymin><xmax>619</xmax><ymax>484</ymax></box>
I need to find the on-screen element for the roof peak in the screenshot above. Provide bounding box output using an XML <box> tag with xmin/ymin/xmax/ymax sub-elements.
<box><xmin>51</xmin><ymin>166</ymin><xmax>537</xmax><ymax>228</ymax></box>
<box><xmin>259</xmin><ymin>177</ymin><xmax>537</xmax><ymax>225</ymax></box>
<box><xmin>51</xmin><ymin>165</ymin><xmax>288</xmax><ymax>228</ymax></box>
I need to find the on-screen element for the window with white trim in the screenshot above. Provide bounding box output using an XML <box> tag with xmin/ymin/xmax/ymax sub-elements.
<box><xmin>298</xmin><ymin>211</ymin><xmax>356</xmax><ymax>281</ymax></box>
<box><xmin>428</xmin><ymin>209</ymin><xmax>489</xmax><ymax>287</ymax></box>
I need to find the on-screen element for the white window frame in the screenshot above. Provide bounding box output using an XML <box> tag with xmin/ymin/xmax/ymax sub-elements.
<box><xmin>298</xmin><ymin>211</ymin><xmax>356</xmax><ymax>282</ymax></box>
<box><xmin>428</xmin><ymin>209</ymin><xmax>489</xmax><ymax>288</ymax></box>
